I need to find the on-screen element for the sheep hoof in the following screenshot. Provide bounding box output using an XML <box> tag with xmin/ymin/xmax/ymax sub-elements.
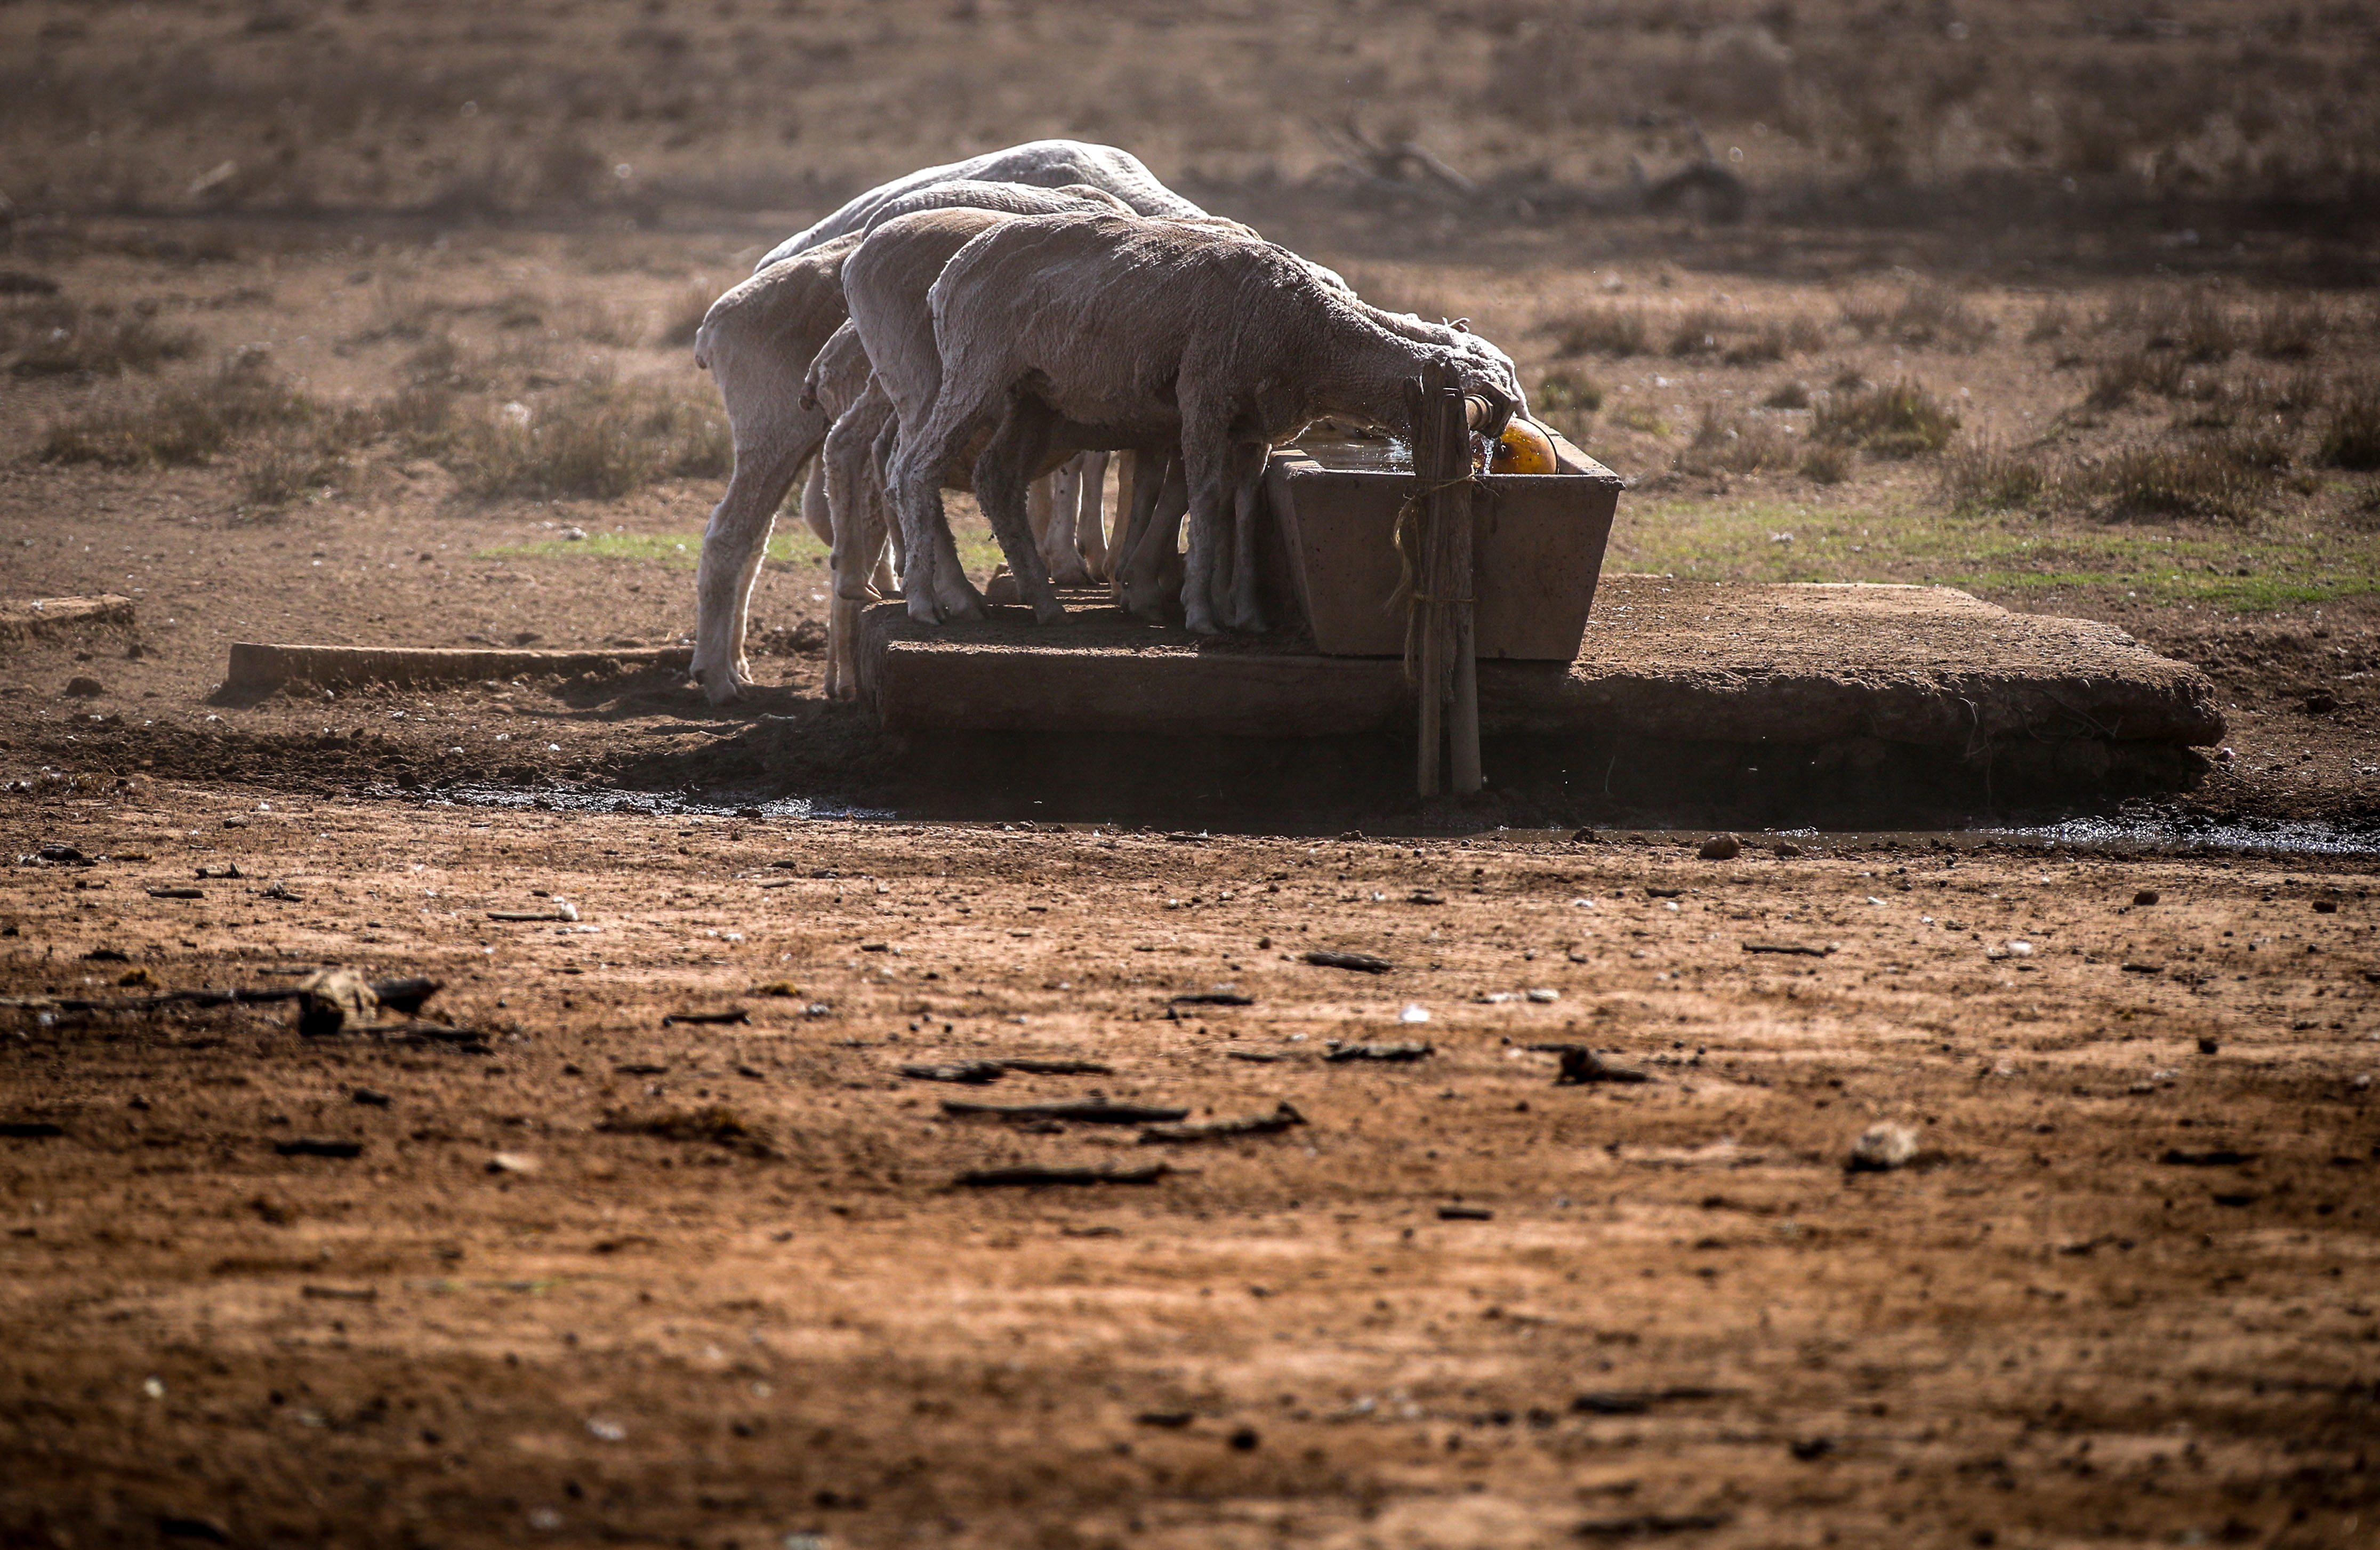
<box><xmin>1032</xmin><ymin>600</ymin><xmax>1067</xmax><ymax>626</ymax></box>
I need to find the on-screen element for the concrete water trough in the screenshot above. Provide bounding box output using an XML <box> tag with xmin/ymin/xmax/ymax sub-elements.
<box><xmin>858</xmin><ymin>431</ymin><xmax>2225</xmax><ymax>816</ymax></box>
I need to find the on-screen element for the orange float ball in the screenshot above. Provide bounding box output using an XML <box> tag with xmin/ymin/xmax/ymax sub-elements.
<box><xmin>1490</xmin><ymin>417</ymin><xmax>1558</xmax><ymax>475</ymax></box>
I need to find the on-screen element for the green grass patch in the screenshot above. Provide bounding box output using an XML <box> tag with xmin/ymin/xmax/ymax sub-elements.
<box><xmin>481</xmin><ymin>521</ymin><xmax>1007</xmax><ymax>577</ymax></box>
<box><xmin>1613</xmin><ymin>493</ymin><xmax>2380</xmax><ymax>611</ymax></box>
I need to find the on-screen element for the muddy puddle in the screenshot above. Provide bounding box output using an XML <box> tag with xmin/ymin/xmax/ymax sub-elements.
<box><xmin>417</xmin><ymin>778</ymin><xmax>2380</xmax><ymax>857</ymax></box>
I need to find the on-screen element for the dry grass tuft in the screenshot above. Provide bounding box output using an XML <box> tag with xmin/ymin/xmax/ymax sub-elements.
<box><xmin>4</xmin><ymin>298</ymin><xmax>199</xmax><ymax>378</ymax></box>
<box><xmin>41</xmin><ymin>350</ymin><xmax>313</xmax><ymax>466</ymax></box>
<box><xmin>1663</xmin><ymin>310</ymin><xmax>1827</xmax><ymax>364</ymax></box>
<box><xmin>1534</xmin><ymin>368</ymin><xmax>1602</xmax><ymax>442</ymax></box>
<box><xmin>2319</xmin><ymin>380</ymin><xmax>2380</xmax><ymax>470</ymax></box>
<box><xmin>1812</xmin><ymin>379</ymin><xmax>1960</xmax><ymax>458</ymax></box>
<box><xmin>1762</xmin><ymin>381</ymin><xmax>1812</xmax><ymax>409</ymax></box>
<box><xmin>657</xmin><ymin>281</ymin><xmax>719</xmax><ymax>350</ymax></box>
<box><xmin>1673</xmin><ymin>404</ymin><xmax>1796</xmax><ymax>477</ymax></box>
<box><xmin>1842</xmin><ymin>284</ymin><xmax>1994</xmax><ymax>351</ymax></box>
<box><xmin>2253</xmin><ymin>297</ymin><xmax>2328</xmax><ymax>361</ymax></box>
<box><xmin>444</xmin><ymin>373</ymin><xmax>731</xmax><ymax>500</ymax></box>
<box><xmin>2085</xmin><ymin>349</ymin><xmax>2189</xmax><ymax>409</ymax></box>
<box><xmin>1942</xmin><ymin>438</ymin><xmax>2049</xmax><ymax>512</ymax></box>
<box><xmin>2082</xmin><ymin>438</ymin><xmax>2277</xmax><ymax>522</ymax></box>
<box><xmin>1797</xmin><ymin>445</ymin><xmax>1854</xmax><ymax>485</ymax></box>
<box><xmin>2096</xmin><ymin>288</ymin><xmax>2237</xmax><ymax>361</ymax></box>
<box><xmin>2026</xmin><ymin>300</ymin><xmax>2076</xmax><ymax>343</ymax></box>
<box><xmin>1542</xmin><ymin>304</ymin><xmax>1649</xmax><ymax>358</ymax></box>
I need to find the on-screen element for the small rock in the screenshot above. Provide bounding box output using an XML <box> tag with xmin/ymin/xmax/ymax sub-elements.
<box><xmin>488</xmin><ymin>1152</ymin><xmax>539</xmax><ymax>1175</ymax></box>
<box><xmin>2196</xmin><ymin>1037</ymin><xmax>2219</xmax><ymax>1055</ymax></box>
<box><xmin>274</xmin><ymin>1138</ymin><xmax>363</xmax><ymax>1159</ymax></box>
<box><xmin>155</xmin><ymin>1515</ymin><xmax>231</xmax><ymax>1543</ymax></box>
<box><xmin>1697</xmin><ymin>833</ymin><xmax>1741</xmax><ymax>861</ymax></box>
<box><xmin>2133</xmin><ymin>889</ymin><xmax>2159</xmax><ymax>906</ymax></box>
<box><xmin>2305</xmin><ymin>690</ymin><xmax>2339</xmax><ymax>714</ymax></box>
<box><xmin>1437</xmin><ymin>1203</ymin><xmax>1494</xmax><ymax>1221</ymax></box>
<box><xmin>1570</xmin><ymin>828</ymin><xmax>1601</xmax><ymax>844</ymax></box>
<box><xmin>1789</xmin><ymin>1437</ymin><xmax>1837</xmax><ymax>1462</ymax></box>
<box><xmin>1554</xmin><ymin>1048</ymin><xmax>1651</xmax><ymax>1085</ymax></box>
<box><xmin>1227</xmin><ymin>1426</ymin><xmax>1260</xmax><ymax>1451</ymax></box>
<box><xmin>62</xmin><ymin>676</ymin><xmax>104</xmax><ymax>698</ymax></box>
<box><xmin>295</xmin><ymin>968</ymin><xmax>379</xmax><ymax>1037</ymax></box>
<box><xmin>351</xmin><ymin>1087</ymin><xmax>392</xmax><ymax>1107</ymax></box>
<box><xmin>1772</xmin><ymin>841</ymin><xmax>1804</xmax><ymax>857</ymax></box>
<box><xmin>1526</xmin><ymin>987</ymin><xmax>1561</xmax><ymax>1003</ymax></box>
<box><xmin>1847</xmin><ymin>1123</ymin><xmax>1919</xmax><ymax>1172</ymax></box>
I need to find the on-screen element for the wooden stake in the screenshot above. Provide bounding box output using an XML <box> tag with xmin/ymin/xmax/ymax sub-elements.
<box><xmin>1408</xmin><ymin>362</ymin><xmax>1482</xmax><ymax>798</ymax></box>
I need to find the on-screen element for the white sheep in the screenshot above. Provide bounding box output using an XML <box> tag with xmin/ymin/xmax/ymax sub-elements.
<box><xmin>754</xmin><ymin>140</ymin><xmax>1204</xmax><ymax>270</ymax></box>
<box><xmin>688</xmin><ymin>177</ymin><xmax>1145</xmax><ymax>702</ymax></box>
<box><xmin>888</xmin><ymin>211</ymin><xmax>1522</xmax><ymax>636</ymax></box>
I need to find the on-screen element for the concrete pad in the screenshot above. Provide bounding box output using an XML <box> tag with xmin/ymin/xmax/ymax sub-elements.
<box><xmin>859</xmin><ymin>574</ymin><xmax>2224</xmax><ymax>752</ymax></box>
<box><xmin>1</xmin><ymin>595</ymin><xmax>133</xmax><ymax>645</ymax></box>
<box><xmin>225</xmin><ymin>642</ymin><xmax>692</xmax><ymax>693</ymax></box>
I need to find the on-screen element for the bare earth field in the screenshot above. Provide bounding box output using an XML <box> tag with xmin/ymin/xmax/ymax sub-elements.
<box><xmin>6</xmin><ymin>2</ymin><xmax>2380</xmax><ymax>1545</ymax></box>
<box><xmin>2</xmin><ymin>800</ymin><xmax>2376</xmax><ymax>1550</ymax></box>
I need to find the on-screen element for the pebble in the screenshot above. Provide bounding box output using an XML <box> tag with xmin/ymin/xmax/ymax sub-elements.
<box><xmin>1847</xmin><ymin>1122</ymin><xmax>1919</xmax><ymax>1172</ymax></box>
<box><xmin>1698</xmin><ymin>833</ymin><xmax>1741</xmax><ymax>861</ymax></box>
<box><xmin>487</xmin><ymin>1152</ymin><xmax>538</xmax><ymax>1175</ymax></box>
<box><xmin>2134</xmin><ymin>889</ymin><xmax>2160</xmax><ymax>906</ymax></box>
<box><xmin>62</xmin><ymin>676</ymin><xmax>103</xmax><ymax>698</ymax></box>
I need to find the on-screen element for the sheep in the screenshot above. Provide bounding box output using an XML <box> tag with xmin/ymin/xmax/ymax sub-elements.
<box><xmin>754</xmin><ymin>141</ymin><xmax>1204</xmax><ymax>270</ymax></box>
<box><xmin>688</xmin><ymin>180</ymin><xmax>1147</xmax><ymax>703</ymax></box>
<box><xmin>887</xmin><ymin>211</ymin><xmax>1522</xmax><ymax>637</ymax></box>
<box><xmin>688</xmin><ymin>231</ymin><xmax>861</xmax><ymax>702</ymax></box>
<box><xmin>1105</xmin><ymin>307</ymin><xmax>1525</xmax><ymax>625</ymax></box>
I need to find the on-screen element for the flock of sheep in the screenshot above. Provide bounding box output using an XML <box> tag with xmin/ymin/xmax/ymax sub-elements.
<box><xmin>688</xmin><ymin>140</ymin><xmax>1528</xmax><ymax>703</ymax></box>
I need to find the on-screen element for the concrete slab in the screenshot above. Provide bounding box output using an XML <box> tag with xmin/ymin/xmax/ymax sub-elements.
<box><xmin>859</xmin><ymin>574</ymin><xmax>2224</xmax><ymax>752</ymax></box>
<box><xmin>225</xmin><ymin>642</ymin><xmax>692</xmax><ymax>693</ymax></box>
<box><xmin>1</xmin><ymin>595</ymin><xmax>134</xmax><ymax>645</ymax></box>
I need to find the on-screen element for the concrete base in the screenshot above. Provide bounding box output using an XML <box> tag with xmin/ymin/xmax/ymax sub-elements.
<box><xmin>859</xmin><ymin>575</ymin><xmax>2224</xmax><ymax>752</ymax></box>
<box><xmin>2</xmin><ymin>595</ymin><xmax>134</xmax><ymax>645</ymax></box>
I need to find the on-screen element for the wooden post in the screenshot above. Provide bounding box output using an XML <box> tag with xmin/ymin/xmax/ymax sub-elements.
<box><xmin>1408</xmin><ymin>371</ymin><xmax>1444</xmax><ymax>797</ymax></box>
<box><xmin>1409</xmin><ymin>362</ymin><xmax>1481</xmax><ymax>798</ymax></box>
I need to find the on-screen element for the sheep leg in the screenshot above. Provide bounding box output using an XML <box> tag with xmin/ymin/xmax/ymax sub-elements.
<box><xmin>1225</xmin><ymin>444</ymin><xmax>1269</xmax><ymax>635</ymax></box>
<box><xmin>882</xmin><ymin>416</ymin><xmax>987</xmax><ymax>622</ymax></box>
<box><xmin>1179</xmin><ymin>457</ymin><xmax>1232</xmax><ymax>638</ymax></box>
<box><xmin>694</xmin><ymin>396</ymin><xmax>825</xmax><ymax>704</ymax></box>
<box><xmin>971</xmin><ymin>401</ymin><xmax>1067</xmax><ymax>626</ymax></box>
<box><xmin>1108</xmin><ymin>449</ymin><xmax>1155</xmax><ymax>606</ymax></box>
<box><xmin>1038</xmin><ymin>456</ymin><xmax>1096</xmax><ymax>587</ymax></box>
<box><xmin>889</xmin><ymin>406</ymin><xmax>992</xmax><ymax>625</ymax></box>
<box><xmin>798</xmin><ymin>452</ymin><xmax>833</xmax><ymax>548</ymax></box>
<box><xmin>1075</xmin><ymin>450</ymin><xmax>1112</xmax><ymax>582</ymax></box>
<box><xmin>1119</xmin><ymin>453</ymin><xmax>1189</xmax><ymax>623</ymax></box>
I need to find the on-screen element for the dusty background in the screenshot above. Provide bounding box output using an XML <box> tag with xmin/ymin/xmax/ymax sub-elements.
<box><xmin>3</xmin><ymin>1</ymin><xmax>2379</xmax><ymax>1545</ymax></box>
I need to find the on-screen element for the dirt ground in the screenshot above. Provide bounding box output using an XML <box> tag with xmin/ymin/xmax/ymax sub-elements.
<box><xmin>7</xmin><ymin>3</ymin><xmax>2380</xmax><ymax>1543</ymax></box>
<box><xmin>2</xmin><ymin>796</ymin><xmax>2376</xmax><ymax>1550</ymax></box>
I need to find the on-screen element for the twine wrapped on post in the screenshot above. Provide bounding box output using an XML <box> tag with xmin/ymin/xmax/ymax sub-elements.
<box><xmin>1397</xmin><ymin>360</ymin><xmax>1484</xmax><ymax>798</ymax></box>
